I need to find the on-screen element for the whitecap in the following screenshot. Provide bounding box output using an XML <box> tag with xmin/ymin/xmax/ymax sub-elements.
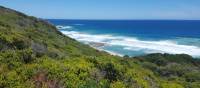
<box><xmin>73</xmin><ymin>24</ymin><xmax>84</xmax><ymax>26</ymax></box>
<box><xmin>61</xmin><ymin>30</ymin><xmax>200</xmax><ymax>57</ymax></box>
<box><xmin>56</xmin><ymin>25</ymin><xmax>73</xmax><ymax>29</ymax></box>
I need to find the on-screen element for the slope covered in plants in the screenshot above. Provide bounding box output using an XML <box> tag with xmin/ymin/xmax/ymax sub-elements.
<box><xmin>0</xmin><ymin>6</ymin><xmax>199</xmax><ymax>88</ymax></box>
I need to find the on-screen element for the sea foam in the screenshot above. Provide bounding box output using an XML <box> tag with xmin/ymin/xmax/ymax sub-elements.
<box><xmin>61</xmin><ymin>30</ymin><xmax>200</xmax><ymax>57</ymax></box>
<box><xmin>56</xmin><ymin>25</ymin><xmax>73</xmax><ymax>29</ymax></box>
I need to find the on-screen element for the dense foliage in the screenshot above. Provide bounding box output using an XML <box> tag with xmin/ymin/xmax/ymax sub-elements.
<box><xmin>0</xmin><ymin>6</ymin><xmax>200</xmax><ymax>88</ymax></box>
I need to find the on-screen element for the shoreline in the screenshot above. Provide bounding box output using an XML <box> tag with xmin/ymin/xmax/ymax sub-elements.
<box><xmin>88</xmin><ymin>42</ymin><xmax>124</xmax><ymax>56</ymax></box>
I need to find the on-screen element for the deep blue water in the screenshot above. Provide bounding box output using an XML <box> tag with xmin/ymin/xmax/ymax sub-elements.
<box><xmin>49</xmin><ymin>19</ymin><xmax>200</xmax><ymax>38</ymax></box>
<box><xmin>48</xmin><ymin>19</ymin><xmax>200</xmax><ymax>57</ymax></box>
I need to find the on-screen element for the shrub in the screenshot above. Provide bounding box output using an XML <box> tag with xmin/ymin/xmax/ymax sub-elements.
<box><xmin>19</xmin><ymin>49</ymin><xmax>35</xmax><ymax>64</ymax></box>
<box><xmin>110</xmin><ymin>81</ymin><xmax>126</xmax><ymax>88</ymax></box>
<box><xmin>184</xmin><ymin>72</ymin><xmax>200</xmax><ymax>82</ymax></box>
<box><xmin>102</xmin><ymin>63</ymin><xmax>121</xmax><ymax>82</ymax></box>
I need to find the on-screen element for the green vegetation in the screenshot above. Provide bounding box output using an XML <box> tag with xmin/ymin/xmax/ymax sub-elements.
<box><xmin>0</xmin><ymin>6</ymin><xmax>199</xmax><ymax>88</ymax></box>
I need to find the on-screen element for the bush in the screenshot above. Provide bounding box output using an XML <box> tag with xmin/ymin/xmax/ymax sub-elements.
<box><xmin>184</xmin><ymin>72</ymin><xmax>200</xmax><ymax>82</ymax></box>
<box><xmin>19</xmin><ymin>49</ymin><xmax>35</xmax><ymax>64</ymax></box>
<box><xmin>110</xmin><ymin>81</ymin><xmax>126</xmax><ymax>88</ymax></box>
<box><xmin>102</xmin><ymin>63</ymin><xmax>121</xmax><ymax>82</ymax></box>
<box><xmin>12</xmin><ymin>38</ymin><xmax>30</xmax><ymax>50</ymax></box>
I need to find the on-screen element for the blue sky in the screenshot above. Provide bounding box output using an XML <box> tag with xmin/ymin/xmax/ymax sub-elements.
<box><xmin>0</xmin><ymin>0</ymin><xmax>200</xmax><ymax>19</ymax></box>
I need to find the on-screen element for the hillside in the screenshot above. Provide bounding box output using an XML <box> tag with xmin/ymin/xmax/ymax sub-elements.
<box><xmin>0</xmin><ymin>6</ymin><xmax>200</xmax><ymax>88</ymax></box>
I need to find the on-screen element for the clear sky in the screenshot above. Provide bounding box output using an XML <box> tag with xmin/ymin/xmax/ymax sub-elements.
<box><xmin>0</xmin><ymin>0</ymin><xmax>200</xmax><ymax>20</ymax></box>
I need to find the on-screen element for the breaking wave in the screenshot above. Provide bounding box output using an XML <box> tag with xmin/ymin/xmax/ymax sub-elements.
<box><xmin>61</xmin><ymin>30</ymin><xmax>200</xmax><ymax>57</ymax></box>
<box><xmin>56</xmin><ymin>25</ymin><xmax>73</xmax><ymax>29</ymax></box>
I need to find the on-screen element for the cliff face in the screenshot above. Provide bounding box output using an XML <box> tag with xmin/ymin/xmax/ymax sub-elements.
<box><xmin>0</xmin><ymin>6</ymin><xmax>200</xmax><ymax>88</ymax></box>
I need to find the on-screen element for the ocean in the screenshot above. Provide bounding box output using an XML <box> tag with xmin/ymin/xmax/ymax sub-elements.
<box><xmin>48</xmin><ymin>19</ymin><xmax>200</xmax><ymax>57</ymax></box>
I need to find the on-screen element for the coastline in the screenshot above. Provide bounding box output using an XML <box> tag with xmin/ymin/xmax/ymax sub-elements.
<box><xmin>88</xmin><ymin>42</ymin><xmax>124</xmax><ymax>56</ymax></box>
<box><xmin>59</xmin><ymin>29</ymin><xmax>200</xmax><ymax>58</ymax></box>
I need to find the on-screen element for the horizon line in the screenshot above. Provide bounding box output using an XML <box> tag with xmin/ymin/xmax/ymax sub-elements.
<box><xmin>45</xmin><ymin>18</ymin><xmax>200</xmax><ymax>21</ymax></box>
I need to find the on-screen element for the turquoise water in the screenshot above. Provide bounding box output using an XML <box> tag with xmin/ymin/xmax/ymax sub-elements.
<box><xmin>48</xmin><ymin>19</ymin><xmax>200</xmax><ymax>57</ymax></box>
